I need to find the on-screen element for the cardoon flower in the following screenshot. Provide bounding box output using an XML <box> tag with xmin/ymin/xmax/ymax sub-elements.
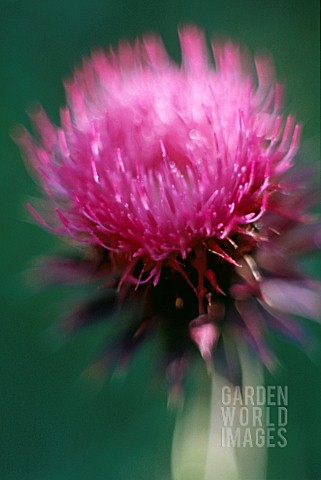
<box><xmin>17</xmin><ymin>27</ymin><xmax>320</xmax><ymax>392</ymax></box>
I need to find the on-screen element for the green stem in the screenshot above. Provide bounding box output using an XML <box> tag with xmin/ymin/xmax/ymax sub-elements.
<box><xmin>171</xmin><ymin>353</ymin><xmax>267</xmax><ymax>480</ymax></box>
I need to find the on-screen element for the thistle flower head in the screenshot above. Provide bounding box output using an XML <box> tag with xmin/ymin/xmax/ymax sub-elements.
<box><xmin>18</xmin><ymin>27</ymin><xmax>321</xmax><ymax>390</ymax></box>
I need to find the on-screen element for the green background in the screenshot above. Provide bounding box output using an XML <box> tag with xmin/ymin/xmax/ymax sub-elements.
<box><xmin>1</xmin><ymin>0</ymin><xmax>320</xmax><ymax>478</ymax></box>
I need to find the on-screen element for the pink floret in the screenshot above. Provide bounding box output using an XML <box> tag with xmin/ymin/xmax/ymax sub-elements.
<box><xmin>18</xmin><ymin>27</ymin><xmax>300</xmax><ymax>275</ymax></box>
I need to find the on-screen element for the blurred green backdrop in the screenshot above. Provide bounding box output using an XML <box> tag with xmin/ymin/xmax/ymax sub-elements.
<box><xmin>1</xmin><ymin>0</ymin><xmax>320</xmax><ymax>479</ymax></box>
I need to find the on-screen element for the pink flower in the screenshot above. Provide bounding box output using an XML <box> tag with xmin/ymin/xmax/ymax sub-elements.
<box><xmin>18</xmin><ymin>27</ymin><xmax>321</xmax><ymax>390</ymax></box>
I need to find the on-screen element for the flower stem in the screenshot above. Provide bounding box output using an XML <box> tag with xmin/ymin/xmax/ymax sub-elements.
<box><xmin>171</xmin><ymin>351</ymin><xmax>267</xmax><ymax>480</ymax></box>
